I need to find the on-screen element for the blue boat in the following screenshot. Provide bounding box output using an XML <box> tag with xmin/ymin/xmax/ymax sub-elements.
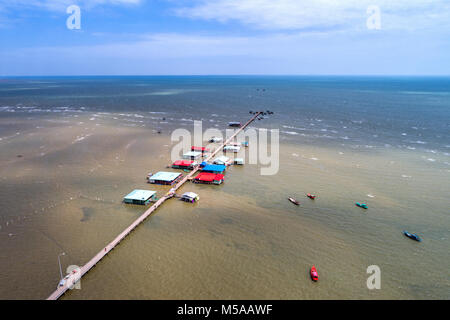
<box><xmin>355</xmin><ymin>202</ymin><xmax>368</xmax><ymax>209</ymax></box>
<box><xmin>403</xmin><ymin>230</ymin><xmax>422</xmax><ymax>242</ymax></box>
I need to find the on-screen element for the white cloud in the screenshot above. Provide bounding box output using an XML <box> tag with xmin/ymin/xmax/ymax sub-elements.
<box><xmin>0</xmin><ymin>0</ymin><xmax>141</xmax><ymax>12</ymax></box>
<box><xmin>175</xmin><ymin>0</ymin><xmax>450</xmax><ymax>32</ymax></box>
<box><xmin>0</xmin><ymin>0</ymin><xmax>142</xmax><ymax>28</ymax></box>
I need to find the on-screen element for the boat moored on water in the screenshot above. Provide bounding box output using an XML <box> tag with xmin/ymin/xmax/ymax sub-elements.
<box><xmin>355</xmin><ymin>202</ymin><xmax>368</xmax><ymax>209</ymax></box>
<box><xmin>310</xmin><ymin>266</ymin><xmax>319</xmax><ymax>281</ymax></box>
<box><xmin>228</xmin><ymin>121</ymin><xmax>241</xmax><ymax>127</ymax></box>
<box><xmin>307</xmin><ymin>193</ymin><xmax>316</xmax><ymax>200</ymax></box>
<box><xmin>288</xmin><ymin>197</ymin><xmax>300</xmax><ymax>205</ymax></box>
<box><xmin>403</xmin><ymin>230</ymin><xmax>422</xmax><ymax>242</ymax></box>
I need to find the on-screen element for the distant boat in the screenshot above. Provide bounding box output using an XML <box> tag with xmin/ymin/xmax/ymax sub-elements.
<box><xmin>288</xmin><ymin>197</ymin><xmax>300</xmax><ymax>205</ymax></box>
<box><xmin>403</xmin><ymin>230</ymin><xmax>422</xmax><ymax>242</ymax></box>
<box><xmin>307</xmin><ymin>193</ymin><xmax>316</xmax><ymax>200</ymax></box>
<box><xmin>310</xmin><ymin>266</ymin><xmax>319</xmax><ymax>281</ymax></box>
<box><xmin>228</xmin><ymin>122</ymin><xmax>241</xmax><ymax>127</ymax></box>
<box><xmin>355</xmin><ymin>202</ymin><xmax>368</xmax><ymax>209</ymax></box>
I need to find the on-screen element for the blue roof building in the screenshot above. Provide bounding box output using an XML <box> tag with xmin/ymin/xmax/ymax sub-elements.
<box><xmin>202</xmin><ymin>164</ymin><xmax>226</xmax><ymax>174</ymax></box>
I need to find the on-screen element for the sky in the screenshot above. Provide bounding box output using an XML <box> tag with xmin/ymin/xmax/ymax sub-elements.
<box><xmin>0</xmin><ymin>0</ymin><xmax>449</xmax><ymax>76</ymax></box>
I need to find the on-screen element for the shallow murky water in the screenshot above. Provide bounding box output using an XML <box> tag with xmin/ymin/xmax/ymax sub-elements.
<box><xmin>0</xmin><ymin>112</ymin><xmax>448</xmax><ymax>299</ymax></box>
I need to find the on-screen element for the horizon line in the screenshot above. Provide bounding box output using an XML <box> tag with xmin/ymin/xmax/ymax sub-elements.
<box><xmin>2</xmin><ymin>74</ymin><xmax>450</xmax><ymax>78</ymax></box>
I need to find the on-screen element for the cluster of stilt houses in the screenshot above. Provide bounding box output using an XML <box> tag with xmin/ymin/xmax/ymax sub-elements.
<box><xmin>123</xmin><ymin>139</ymin><xmax>247</xmax><ymax>205</ymax></box>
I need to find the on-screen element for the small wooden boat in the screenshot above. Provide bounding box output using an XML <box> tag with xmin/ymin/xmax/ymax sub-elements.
<box><xmin>355</xmin><ymin>202</ymin><xmax>368</xmax><ymax>209</ymax></box>
<box><xmin>403</xmin><ymin>230</ymin><xmax>422</xmax><ymax>242</ymax></box>
<box><xmin>288</xmin><ymin>197</ymin><xmax>300</xmax><ymax>205</ymax></box>
<box><xmin>310</xmin><ymin>266</ymin><xmax>319</xmax><ymax>281</ymax></box>
<box><xmin>307</xmin><ymin>193</ymin><xmax>316</xmax><ymax>200</ymax></box>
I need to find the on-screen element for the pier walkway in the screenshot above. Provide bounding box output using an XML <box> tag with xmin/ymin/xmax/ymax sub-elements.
<box><xmin>47</xmin><ymin>112</ymin><xmax>262</xmax><ymax>300</ymax></box>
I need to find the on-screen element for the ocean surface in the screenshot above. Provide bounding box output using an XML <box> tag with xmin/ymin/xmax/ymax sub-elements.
<box><xmin>0</xmin><ymin>76</ymin><xmax>449</xmax><ymax>299</ymax></box>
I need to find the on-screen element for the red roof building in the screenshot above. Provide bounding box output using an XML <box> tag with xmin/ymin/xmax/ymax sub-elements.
<box><xmin>194</xmin><ymin>172</ymin><xmax>224</xmax><ymax>184</ymax></box>
<box><xmin>172</xmin><ymin>160</ymin><xmax>196</xmax><ymax>169</ymax></box>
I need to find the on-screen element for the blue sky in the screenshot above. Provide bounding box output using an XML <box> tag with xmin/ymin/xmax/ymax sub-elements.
<box><xmin>0</xmin><ymin>0</ymin><xmax>449</xmax><ymax>76</ymax></box>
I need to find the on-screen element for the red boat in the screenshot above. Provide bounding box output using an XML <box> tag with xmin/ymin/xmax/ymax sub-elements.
<box><xmin>310</xmin><ymin>266</ymin><xmax>319</xmax><ymax>281</ymax></box>
<box><xmin>288</xmin><ymin>197</ymin><xmax>300</xmax><ymax>205</ymax></box>
<box><xmin>307</xmin><ymin>193</ymin><xmax>316</xmax><ymax>200</ymax></box>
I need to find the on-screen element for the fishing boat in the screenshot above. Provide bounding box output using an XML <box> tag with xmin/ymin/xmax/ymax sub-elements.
<box><xmin>307</xmin><ymin>193</ymin><xmax>316</xmax><ymax>200</ymax></box>
<box><xmin>288</xmin><ymin>197</ymin><xmax>300</xmax><ymax>205</ymax></box>
<box><xmin>310</xmin><ymin>266</ymin><xmax>319</xmax><ymax>281</ymax></box>
<box><xmin>228</xmin><ymin>121</ymin><xmax>241</xmax><ymax>127</ymax></box>
<box><xmin>403</xmin><ymin>230</ymin><xmax>422</xmax><ymax>242</ymax></box>
<box><xmin>355</xmin><ymin>202</ymin><xmax>368</xmax><ymax>209</ymax></box>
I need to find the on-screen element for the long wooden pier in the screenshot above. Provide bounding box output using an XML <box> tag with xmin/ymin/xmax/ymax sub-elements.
<box><xmin>47</xmin><ymin>112</ymin><xmax>262</xmax><ymax>300</ymax></box>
